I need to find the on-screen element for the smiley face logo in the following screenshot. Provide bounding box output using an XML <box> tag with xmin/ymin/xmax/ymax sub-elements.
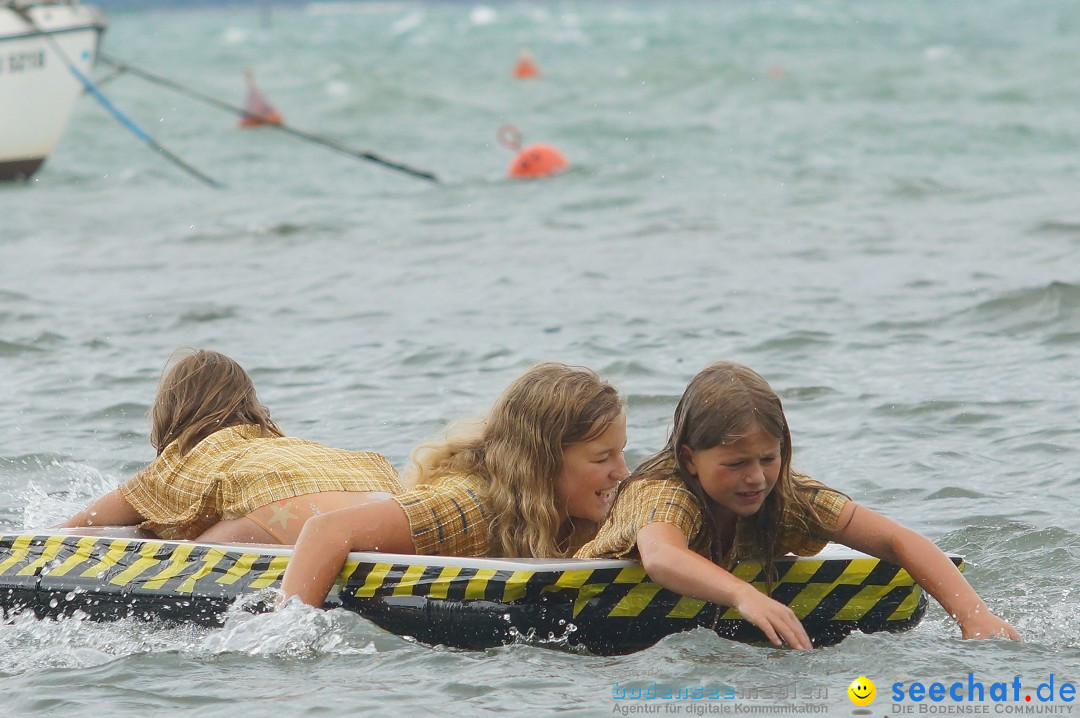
<box><xmin>847</xmin><ymin>676</ymin><xmax>876</xmax><ymax>706</ymax></box>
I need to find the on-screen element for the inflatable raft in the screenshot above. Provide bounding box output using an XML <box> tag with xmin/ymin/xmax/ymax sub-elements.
<box><xmin>0</xmin><ymin>528</ymin><xmax>955</xmax><ymax>653</ymax></box>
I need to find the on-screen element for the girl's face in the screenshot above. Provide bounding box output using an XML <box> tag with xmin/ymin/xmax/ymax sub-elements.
<box><xmin>682</xmin><ymin>425</ymin><xmax>782</xmax><ymax>521</ymax></box>
<box><xmin>556</xmin><ymin>413</ymin><xmax>629</xmax><ymax>523</ymax></box>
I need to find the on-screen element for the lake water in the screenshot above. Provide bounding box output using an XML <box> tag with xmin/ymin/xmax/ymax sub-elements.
<box><xmin>2</xmin><ymin>0</ymin><xmax>1079</xmax><ymax>715</ymax></box>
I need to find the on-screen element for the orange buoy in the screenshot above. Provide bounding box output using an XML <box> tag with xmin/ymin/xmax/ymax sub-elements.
<box><xmin>512</xmin><ymin>47</ymin><xmax>540</xmax><ymax>79</ymax></box>
<box><xmin>239</xmin><ymin>68</ymin><xmax>283</xmax><ymax>128</ymax></box>
<box><xmin>508</xmin><ymin>144</ymin><xmax>568</xmax><ymax>179</ymax></box>
<box><xmin>497</xmin><ymin>124</ymin><xmax>568</xmax><ymax>179</ymax></box>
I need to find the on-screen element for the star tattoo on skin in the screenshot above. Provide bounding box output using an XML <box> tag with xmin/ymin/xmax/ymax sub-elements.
<box><xmin>268</xmin><ymin>501</ymin><xmax>298</xmax><ymax>529</ymax></box>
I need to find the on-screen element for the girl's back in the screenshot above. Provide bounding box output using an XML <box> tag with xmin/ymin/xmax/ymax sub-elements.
<box><xmin>122</xmin><ymin>424</ymin><xmax>402</xmax><ymax>541</ymax></box>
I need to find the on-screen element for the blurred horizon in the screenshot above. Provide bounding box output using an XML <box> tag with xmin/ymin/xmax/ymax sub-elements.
<box><xmin>76</xmin><ymin>0</ymin><xmax>463</xmax><ymax>8</ymax></box>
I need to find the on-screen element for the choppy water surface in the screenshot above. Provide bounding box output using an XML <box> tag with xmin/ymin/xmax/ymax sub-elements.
<box><xmin>2</xmin><ymin>0</ymin><xmax>1079</xmax><ymax>715</ymax></box>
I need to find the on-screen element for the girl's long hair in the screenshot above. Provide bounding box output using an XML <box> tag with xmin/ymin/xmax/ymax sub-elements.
<box><xmin>631</xmin><ymin>361</ymin><xmax>823</xmax><ymax>582</ymax></box>
<box><xmin>150</xmin><ymin>349</ymin><xmax>283</xmax><ymax>456</ymax></box>
<box><xmin>407</xmin><ymin>362</ymin><xmax>623</xmax><ymax>558</ymax></box>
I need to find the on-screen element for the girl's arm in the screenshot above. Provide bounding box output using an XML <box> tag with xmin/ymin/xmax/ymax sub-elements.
<box><xmin>637</xmin><ymin>522</ymin><xmax>813</xmax><ymax>649</ymax></box>
<box><xmin>831</xmin><ymin>502</ymin><xmax>1020</xmax><ymax>640</ymax></box>
<box><xmin>56</xmin><ymin>489</ymin><xmax>144</xmax><ymax>528</ymax></box>
<box><xmin>279</xmin><ymin>498</ymin><xmax>416</xmax><ymax>607</ymax></box>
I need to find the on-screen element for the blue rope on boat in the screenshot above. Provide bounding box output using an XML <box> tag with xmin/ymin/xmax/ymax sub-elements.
<box><xmin>16</xmin><ymin>6</ymin><xmax>223</xmax><ymax>187</ymax></box>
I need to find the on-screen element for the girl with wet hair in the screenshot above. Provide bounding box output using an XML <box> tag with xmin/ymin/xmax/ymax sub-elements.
<box><xmin>61</xmin><ymin>349</ymin><xmax>402</xmax><ymax>544</ymax></box>
<box><xmin>576</xmin><ymin>360</ymin><xmax>1019</xmax><ymax>648</ymax></box>
<box><xmin>280</xmin><ymin>362</ymin><xmax>629</xmax><ymax>607</ymax></box>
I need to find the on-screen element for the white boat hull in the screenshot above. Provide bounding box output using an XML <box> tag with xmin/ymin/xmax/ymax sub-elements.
<box><xmin>0</xmin><ymin>2</ymin><xmax>106</xmax><ymax>180</ymax></box>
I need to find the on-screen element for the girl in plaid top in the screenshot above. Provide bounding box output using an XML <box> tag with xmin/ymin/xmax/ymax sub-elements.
<box><xmin>280</xmin><ymin>362</ymin><xmax>629</xmax><ymax>607</ymax></box>
<box><xmin>576</xmin><ymin>361</ymin><xmax>1018</xmax><ymax>647</ymax></box>
<box><xmin>60</xmin><ymin>350</ymin><xmax>401</xmax><ymax>544</ymax></box>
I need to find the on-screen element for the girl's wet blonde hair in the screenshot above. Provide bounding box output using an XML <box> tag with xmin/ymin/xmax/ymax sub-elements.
<box><xmin>631</xmin><ymin>360</ymin><xmax>824</xmax><ymax>581</ymax></box>
<box><xmin>407</xmin><ymin>362</ymin><xmax>624</xmax><ymax>558</ymax></box>
<box><xmin>150</xmin><ymin>349</ymin><xmax>283</xmax><ymax>456</ymax></box>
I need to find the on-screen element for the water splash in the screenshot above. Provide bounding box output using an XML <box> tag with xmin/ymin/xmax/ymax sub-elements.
<box><xmin>19</xmin><ymin>462</ymin><xmax>118</xmax><ymax>530</ymax></box>
<box><xmin>0</xmin><ymin>611</ymin><xmax>211</xmax><ymax>677</ymax></box>
<box><xmin>200</xmin><ymin>598</ymin><xmax>379</xmax><ymax>658</ymax></box>
<box><xmin>506</xmin><ymin>619</ymin><xmax>586</xmax><ymax>652</ymax></box>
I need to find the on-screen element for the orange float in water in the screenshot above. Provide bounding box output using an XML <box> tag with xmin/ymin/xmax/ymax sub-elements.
<box><xmin>239</xmin><ymin>68</ymin><xmax>283</xmax><ymax>128</ymax></box>
<box><xmin>498</xmin><ymin>124</ymin><xmax>568</xmax><ymax>179</ymax></box>
<box><xmin>512</xmin><ymin>47</ymin><xmax>540</xmax><ymax>79</ymax></box>
<box><xmin>508</xmin><ymin>144</ymin><xmax>568</xmax><ymax>179</ymax></box>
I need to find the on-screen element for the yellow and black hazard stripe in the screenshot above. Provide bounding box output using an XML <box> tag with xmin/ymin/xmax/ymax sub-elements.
<box><xmin>338</xmin><ymin>554</ymin><xmax>950</xmax><ymax>624</ymax></box>
<box><xmin>336</xmin><ymin>551</ymin><xmax>956</xmax><ymax>651</ymax></box>
<box><xmin>1</xmin><ymin>533</ymin><xmax>955</xmax><ymax>653</ymax></box>
<box><xmin>0</xmin><ymin>533</ymin><xmax>289</xmax><ymax>623</ymax></box>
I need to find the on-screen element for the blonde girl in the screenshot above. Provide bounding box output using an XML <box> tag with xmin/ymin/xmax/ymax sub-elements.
<box><xmin>280</xmin><ymin>362</ymin><xmax>628</xmax><ymax>606</ymax></box>
<box><xmin>61</xmin><ymin>349</ymin><xmax>402</xmax><ymax>544</ymax></box>
<box><xmin>576</xmin><ymin>361</ymin><xmax>1019</xmax><ymax>648</ymax></box>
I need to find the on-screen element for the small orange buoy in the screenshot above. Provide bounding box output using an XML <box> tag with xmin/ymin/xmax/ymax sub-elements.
<box><xmin>239</xmin><ymin>68</ymin><xmax>284</xmax><ymax>128</ymax></box>
<box><xmin>508</xmin><ymin>145</ymin><xmax>568</xmax><ymax>179</ymax></box>
<box><xmin>512</xmin><ymin>47</ymin><xmax>540</xmax><ymax>79</ymax></box>
<box><xmin>497</xmin><ymin>124</ymin><xmax>568</xmax><ymax>179</ymax></box>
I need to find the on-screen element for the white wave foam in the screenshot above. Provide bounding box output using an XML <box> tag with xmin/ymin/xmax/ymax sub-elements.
<box><xmin>470</xmin><ymin>7</ymin><xmax>497</xmax><ymax>27</ymax></box>
<box><xmin>391</xmin><ymin>11</ymin><xmax>424</xmax><ymax>36</ymax></box>
<box><xmin>20</xmin><ymin>462</ymin><xmax>119</xmax><ymax>529</ymax></box>
<box><xmin>200</xmin><ymin>597</ymin><xmax>379</xmax><ymax>658</ymax></box>
<box><xmin>0</xmin><ymin>611</ymin><xmax>211</xmax><ymax>676</ymax></box>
